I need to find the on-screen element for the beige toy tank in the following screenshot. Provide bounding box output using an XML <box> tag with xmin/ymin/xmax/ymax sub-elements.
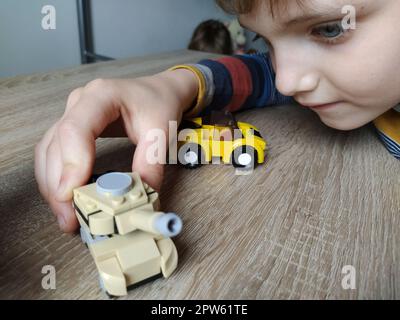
<box><xmin>73</xmin><ymin>172</ymin><xmax>182</xmax><ymax>297</ymax></box>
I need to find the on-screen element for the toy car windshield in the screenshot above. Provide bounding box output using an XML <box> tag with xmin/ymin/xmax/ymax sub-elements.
<box><xmin>203</xmin><ymin>110</ymin><xmax>239</xmax><ymax>128</ymax></box>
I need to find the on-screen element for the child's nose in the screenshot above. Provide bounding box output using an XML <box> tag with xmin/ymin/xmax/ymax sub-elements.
<box><xmin>273</xmin><ymin>49</ymin><xmax>320</xmax><ymax>97</ymax></box>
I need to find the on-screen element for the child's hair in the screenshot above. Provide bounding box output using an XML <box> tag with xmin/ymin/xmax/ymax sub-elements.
<box><xmin>216</xmin><ymin>0</ymin><xmax>259</xmax><ymax>14</ymax></box>
<box><xmin>216</xmin><ymin>0</ymin><xmax>305</xmax><ymax>16</ymax></box>
<box><xmin>188</xmin><ymin>19</ymin><xmax>233</xmax><ymax>55</ymax></box>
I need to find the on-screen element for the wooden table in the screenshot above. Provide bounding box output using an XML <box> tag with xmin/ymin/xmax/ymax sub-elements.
<box><xmin>0</xmin><ymin>50</ymin><xmax>398</xmax><ymax>300</ymax></box>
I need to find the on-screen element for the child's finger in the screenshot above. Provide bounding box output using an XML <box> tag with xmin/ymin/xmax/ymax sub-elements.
<box><xmin>34</xmin><ymin>122</ymin><xmax>59</xmax><ymax>199</ymax></box>
<box><xmin>48</xmin><ymin>199</ymin><xmax>79</xmax><ymax>233</ymax></box>
<box><xmin>65</xmin><ymin>87</ymin><xmax>83</xmax><ymax>112</ymax></box>
<box><xmin>55</xmin><ymin>95</ymin><xmax>120</xmax><ymax>202</ymax></box>
<box><xmin>44</xmin><ymin>136</ymin><xmax>78</xmax><ymax>232</ymax></box>
<box><xmin>131</xmin><ymin>125</ymin><xmax>168</xmax><ymax>193</ymax></box>
<box><xmin>54</xmin><ymin>120</ymin><xmax>95</xmax><ymax>202</ymax></box>
<box><xmin>132</xmin><ymin>138</ymin><xmax>165</xmax><ymax>193</ymax></box>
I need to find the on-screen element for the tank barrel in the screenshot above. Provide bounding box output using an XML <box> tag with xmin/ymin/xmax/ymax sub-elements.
<box><xmin>128</xmin><ymin>210</ymin><xmax>182</xmax><ymax>237</ymax></box>
<box><xmin>153</xmin><ymin>213</ymin><xmax>183</xmax><ymax>237</ymax></box>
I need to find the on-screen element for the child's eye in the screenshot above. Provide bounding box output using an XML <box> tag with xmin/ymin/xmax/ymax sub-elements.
<box><xmin>310</xmin><ymin>21</ymin><xmax>350</xmax><ymax>44</ymax></box>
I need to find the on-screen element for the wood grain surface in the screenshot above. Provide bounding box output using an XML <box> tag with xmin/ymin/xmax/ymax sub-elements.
<box><xmin>0</xmin><ymin>50</ymin><xmax>398</xmax><ymax>300</ymax></box>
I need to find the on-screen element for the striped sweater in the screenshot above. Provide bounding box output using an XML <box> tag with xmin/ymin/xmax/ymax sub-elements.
<box><xmin>171</xmin><ymin>52</ymin><xmax>399</xmax><ymax>159</ymax></box>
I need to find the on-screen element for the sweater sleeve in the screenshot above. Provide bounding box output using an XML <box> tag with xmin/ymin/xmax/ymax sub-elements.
<box><xmin>196</xmin><ymin>52</ymin><xmax>293</xmax><ymax>116</ymax></box>
<box><xmin>373</xmin><ymin>107</ymin><xmax>400</xmax><ymax>159</ymax></box>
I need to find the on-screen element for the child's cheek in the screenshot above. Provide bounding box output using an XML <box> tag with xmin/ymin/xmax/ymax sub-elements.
<box><xmin>329</xmin><ymin>32</ymin><xmax>400</xmax><ymax>109</ymax></box>
<box><xmin>339</xmin><ymin>8</ymin><xmax>400</xmax><ymax>106</ymax></box>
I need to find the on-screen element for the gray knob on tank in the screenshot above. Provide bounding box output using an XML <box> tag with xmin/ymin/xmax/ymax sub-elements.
<box><xmin>96</xmin><ymin>172</ymin><xmax>133</xmax><ymax>196</ymax></box>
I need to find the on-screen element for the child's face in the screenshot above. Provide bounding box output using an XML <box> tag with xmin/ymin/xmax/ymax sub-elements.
<box><xmin>239</xmin><ymin>0</ymin><xmax>400</xmax><ymax>130</ymax></box>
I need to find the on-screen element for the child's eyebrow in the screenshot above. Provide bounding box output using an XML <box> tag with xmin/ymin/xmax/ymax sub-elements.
<box><xmin>239</xmin><ymin>1</ymin><xmax>359</xmax><ymax>31</ymax></box>
<box><xmin>279</xmin><ymin>2</ymin><xmax>347</xmax><ymax>28</ymax></box>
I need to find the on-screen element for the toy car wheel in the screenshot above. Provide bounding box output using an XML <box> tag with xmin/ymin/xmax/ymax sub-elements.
<box><xmin>178</xmin><ymin>143</ymin><xmax>204</xmax><ymax>169</ymax></box>
<box><xmin>231</xmin><ymin>146</ymin><xmax>257</xmax><ymax>169</ymax></box>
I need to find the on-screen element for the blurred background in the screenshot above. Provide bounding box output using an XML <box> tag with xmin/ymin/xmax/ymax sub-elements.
<box><xmin>0</xmin><ymin>0</ymin><xmax>268</xmax><ymax>78</ymax></box>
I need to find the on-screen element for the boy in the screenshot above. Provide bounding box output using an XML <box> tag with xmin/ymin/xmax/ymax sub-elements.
<box><xmin>35</xmin><ymin>0</ymin><xmax>400</xmax><ymax>232</ymax></box>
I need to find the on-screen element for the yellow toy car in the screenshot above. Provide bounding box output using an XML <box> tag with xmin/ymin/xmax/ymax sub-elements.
<box><xmin>177</xmin><ymin>110</ymin><xmax>267</xmax><ymax>169</ymax></box>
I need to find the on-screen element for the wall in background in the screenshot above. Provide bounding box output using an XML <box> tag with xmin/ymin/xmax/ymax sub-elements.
<box><xmin>245</xmin><ymin>31</ymin><xmax>269</xmax><ymax>53</ymax></box>
<box><xmin>0</xmin><ymin>0</ymin><xmax>229</xmax><ymax>78</ymax></box>
<box><xmin>0</xmin><ymin>0</ymin><xmax>81</xmax><ymax>78</ymax></box>
<box><xmin>91</xmin><ymin>0</ymin><xmax>229</xmax><ymax>59</ymax></box>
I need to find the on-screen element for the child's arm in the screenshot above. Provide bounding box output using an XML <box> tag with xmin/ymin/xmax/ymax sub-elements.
<box><xmin>174</xmin><ymin>53</ymin><xmax>293</xmax><ymax>118</ymax></box>
<box><xmin>34</xmin><ymin>69</ymin><xmax>199</xmax><ymax>232</ymax></box>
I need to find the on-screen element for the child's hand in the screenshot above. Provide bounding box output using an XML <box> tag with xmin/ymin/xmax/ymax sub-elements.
<box><xmin>34</xmin><ymin>69</ymin><xmax>198</xmax><ymax>232</ymax></box>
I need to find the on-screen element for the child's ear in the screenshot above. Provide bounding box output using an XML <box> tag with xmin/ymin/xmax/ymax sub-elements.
<box><xmin>224</xmin><ymin>21</ymin><xmax>229</xmax><ymax>27</ymax></box>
